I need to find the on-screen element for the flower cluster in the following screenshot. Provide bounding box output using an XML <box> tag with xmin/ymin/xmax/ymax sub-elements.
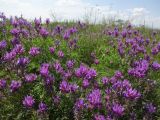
<box><xmin>0</xmin><ymin>13</ymin><xmax>159</xmax><ymax>120</ymax></box>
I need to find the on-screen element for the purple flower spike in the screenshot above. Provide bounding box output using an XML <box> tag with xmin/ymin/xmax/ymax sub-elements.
<box><xmin>123</xmin><ymin>88</ymin><xmax>141</xmax><ymax>100</ymax></box>
<box><xmin>152</xmin><ymin>61</ymin><xmax>160</xmax><ymax>70</ymax></box>
<box><xmin>94</xmin><ymin>114</ymin><xmax>106</xmax><ymax>120</ymax></box>
<box><xmin>0</xmin><ymin>79</ymin><xmax>6</xmax><ymax>89</ymax></box>
<box><xmin>151</xmin><ymin>47</ymin><xmax>159</xmax><ymax>55</ymax></box>
<box><xmin>0</xmin><ymin>40</ymin><xmax>7</xmax><ymax>49</ymax></box>
<box><xmin>53</xmin><ymin>61</ymin><xmax>63</xmax><ymax>74</ymax></box>
<box><xmin>112</xmin><ymin>103</ymin><xmax>124</xmax><ymax>117</ymax></box>
<box><xmin>145</xmin><ymin>103</ymin><xmax>156</xmax><ymax>114</ymax></box>
<box><xmin>82</xmin><ymin>79</ymin><xmax>90</xmax><ymax>88</ymax></box>
<box><xmin>44</xmin><ymin>75</ymin><xmax>54</xmax><ymax>86</ymax></box>
<box><xmin>59</xmin><ymin>80</ymin><xmax>70</xmax><ymax>93</ymax></box>
<box><xmin>128</xmin><ymin>60</ymin><xmax>149</xmax><ymax>78</ymax></box>
<box><xmin>11</xmin><ymin>37</ymin><xmax>20</xmax><ymax>46</ymax></box>
<box><xmin>29</xmin><ymin>47</ymin><xmax>40</xmax><ymax>56</ymax></box>
<box><xmin>49</xmin><ymin>47</ymin><xmax>55</xmax><ymax>54</ymax></box>
<box><xmin>38</xmin><ymin>102</ymin><xmax>47</xmax><ymax>113</ymax></box>
<box><xmin>75</xmin><ymin>99</ymin><xmax>85</xmax><ymax>110</ymax></box>
<box><xmin>87</xmin><ymin>89</ymin><xmax>102</xmax><ymax>108</ymax></box>
<box><xmin>94</xmin><ymin>59</ymin><xmax>99</xmax><ymax>65</ymax></box>
<box><xmin>66</xmin><ymin>60</ymin><xmax>74</xmax><ymax>69</ymax></box>
<box><xmin>10</xmin><ymin>28</ymin><xmax>20</xmax><ymax>37</ymax></box>
<box><xmin>23</xmin><ymin>95</ymin><xmax>35</xmax><ymax>108</ymax></box>
<box><xmin>46</xmin><ymin>18</ymin><xmax>50</xmax><ymax>25</ymax></box>
<box><xmin>17</xmin><ymin>57</ymin><xmax>29</xmax><ymax>66</ymax></box>
<box><xmin>85</xmin><ymin>68</ymin><xmax>97</xmax><ymax>80</ymax></box>
<box><xmin>13</xmin><ymin>44</ymin><xmax>25</xmax><ymax>55</ymax></box>
<box><xmin>58</xmin><ymin>50</ymin><xmax>64</xmax><ymax>58</ymax></box>
<box><xmin>10</xmin><ymin>80</ymin><xmax>21</xmax><ymax>92</ymax></box>
<box><xmin>4</xmin><ymin>51</ymin><xmax>16</xmax><ymax>61</ymax></box>
<box><xmin>101</xmin><ymin>77</ymin><xmax>109</xmax><ymax>85</ymax></box>
<box><xmin>75</xmin><ymin>64</ymin><xmax>88</xmax><ymax>78</ymax></box>
<box><xmin>25</xmin><ymin>73</ymin><xmax>37</xmax><ymax>83</ymax></box>
<box><xmin>63</xmin><ymin>31</ymin><xmax>70</xmax><ymax>40</ymax></box>
<box><xmin>40</xmin><ymin>27</ymin><xmax>49</xmax><ymax>38</ymax></box>
<box><xmin>69</xmin><ymin>83</ymin><xmax>79</xmax><ymax>92</ymax></box>
<box><xmin>114</xmin><ymin>71</ymin><xmax>123</xmax><ymax>79</ymax></box>
<box><xmin>40</xmin><ymin>63</ymin><xmax>50</xmax><ymax>77</ymax></box>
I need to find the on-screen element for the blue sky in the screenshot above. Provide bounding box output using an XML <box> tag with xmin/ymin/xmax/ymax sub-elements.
<box><xmin>88</xmin><ymin>0</ymin><xmax>159</xmax><ymax>13</ymax></box>
<box><xmin>0</xmin><ymin>0</ymin><xmax>160</xmax><ymax>28</ymax></box>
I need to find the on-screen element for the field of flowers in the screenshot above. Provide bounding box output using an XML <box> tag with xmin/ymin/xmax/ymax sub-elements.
<box><xmin>0</xmin><ymin>12</ymin><xmax>160</xmax><ymax>120</ymax></box>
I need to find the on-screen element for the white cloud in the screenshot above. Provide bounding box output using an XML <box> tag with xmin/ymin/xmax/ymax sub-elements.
<box><xmin>131</xmin><ymin>8</ymin><xmax>149</xmax><ymax>17</ymax></box>
<box><xmin>0</xmin><ymin>0</ymin><xmax>160</xmax><ymax>28</ymax></box>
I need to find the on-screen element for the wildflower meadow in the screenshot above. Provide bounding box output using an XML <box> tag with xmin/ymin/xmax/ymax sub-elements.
<box><xmin>0</xmin><ymin>12</ymin><xmax>160</xmax><ymax>120</ymax></box>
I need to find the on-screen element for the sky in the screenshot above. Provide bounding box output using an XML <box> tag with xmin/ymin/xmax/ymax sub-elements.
<box><xmin>0</xmin><ymin>0</ymin><xmax>160</xmax><ymax>28</ymax></box>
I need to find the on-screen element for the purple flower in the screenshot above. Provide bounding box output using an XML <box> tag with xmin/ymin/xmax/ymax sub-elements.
<box><xmin>11</xmin><ymin>37</ymin><xmax>20</xmax><ymax>46</ymax></box>
<box><xmin>110</xmin><ymin>76</ymin><xmax>117</xmax><ymax>84</ymax></box>
<box><xmin>145</xmin><ymin>103</ymin><xmax>156</xmax><ymax>114</ymax></box>
<box><xmin>40</xmin><ymin>27</ymin><xmax>49</xmax><ymax>38</ymax></box>
<box><xmin>12</xmin><ymin>20</ymin><xmax>19</xmax><ymax>27</ymax></box>
<box><xmin>94</xmin><ymin>59</ymin><xmax>99</xmax><ymax>65</ymax></box>
<box><xmin>46</xmin><ymin>18</ymin><xmax>50</xmax><ymax>25</ymax></box>
<box><xmin>66</xmin><ymin>60</ymin><xmax>74</xmax><ymax>69</ymax></box>
<box><xmin>128</xmin><ymin>60</ymin><xmax>149</xmax><ymax>78</ymax></box>
<box><xmin>146</xmin><ymin>38</ymin><xmax>150</xmax><ymax>45</ymax></box>
<box><xmin>53</xmin><ymin>61</ymin><xmax>63</xmax><ymax>74</ymax></box>
<box><xmin>112</xmin><ymin>103</ymin><xmax>124</xmax><ymax>117</ymax></box>
<box><xmin>23</xmin><ymin>95</ymin><xmax>35</xmax><ymax>108</ymax></box>
<box><xmin>69</xmin><ymin>27</ymin><xmax>77</xmax><ymax>34</ymax></box>
<box><xmin>157</xmin><ymin>42</ymin><xmax>160</xmax><ymax>50</ymax></box>
<box><xmin>34</xmin><ymin>18</ymin><xmax>41</xmax><ymax>27</ymax></box>
<box><xmin>123</xmin><ymin>88</ymin><xmax>141</xmax><ymax>100</ymax></box>
<box><xmin>10</xmin><ymin>80</ymin><xmax>21</xmax><ymax>92</ymax></box>
<box><xmin>114</xmin><ymin>28</ymin><xmax>119</xmax><ymax>37</ymax></box>
<box><xmin>13</xmin><ymin>44</ymin><xmax>25</xmax><ymax>54</ymax></box>
<box><xmin>25</xmin><ymin>74</ymin><xmax>37</xmax><ymax>82</ymax></box>
<box><xmin>58</xmin><ymin>50</ymin><xmax>64</xmax><ymax>58</ymax></box>
<box><xmin>75</xmin><ymin>64</ymin><xmax>88</xmax><ymax>78</ymax></box>
<box><xmin>4</xmin><ymin>51</ymin><xmax>16</xmax><ymax>61</ymax></box>
<box><xmin>21</xmin><ymin>29</ymin><xmax>29</xmax><ymax>37</ymax></box>
<box><xmin>82</xmin><ymin>79</ymin><xmax>90</xmax><ymax>88</ymax></box>
<box><xmin>44</xmin><ymin>75</ymin><xmax>54</xmax><ymax>86</ymax></box>
<box><xmin>62</xmin><ymin>71</ymin><xmax>72</xmax><ymax>80</ymax></box>
<box><xmin>114</xmin><ymin>71</ymin><xmax>123</xmax><ymax>79</ymax></box>
<box><xmin>121</xmin><ymin>30</ymin><xmax>127</xmax><ymax>38</ymax></box>
<box><xmin>59</xmin><ymin>80</ymin><xmax>70</xmax><ymax>93</ymax></box>
<box><xmin>85</xmin><ymin>68</ymin><xmax>97</xmax><ymax>80</ymax></box>
<box><xmin>17</xmin><ymin>57</ymin><xmax>29</xmax><ymax>66</ymax></box>
<box><xmin>40</xmin><ymin>63</ymin><xmax>49</xmax><ymax>77</ymax></box>
<box><xmin>63</xmin><ymin>31</ymin><xmax>70</xmax><ymax>40</ymax></box>
<box><xmin>69</xmin><ymin>83</ymin><xmax>79</xmax><ymax>92</ymax></box>
<box><xmin>0</xmin><ymin>40</ymin><xmax>7</xmax><ymax>49</ymax></box>
<box><xmin>87</xmin><ymin>89</ymin><xmax>102</xmax><ymax>108</ymax></box>
<box><xmin>151</xmin><ymin>47</ymin><xmax>159</xmax><ymax>55</ymax></box>
<box><xmin>118</xmin><ymin>46</ymin><xmax>125</xmax><ymax>57</ymax></box>
<box><xmin>122</xmin><ymin>79</ymin><xmax>132</xmax><ymax>89</ymax></box>
<box><xmin>49</xmin><ymin>47</ymin><xmax>55</xmax><ymax>54</ymax></box>
<box><xmin>112</xmin><ymin>81</ymin><xmax>123</xmax><ymax>91</ymax></box>
<box><xmin>75</xmin><ymin>99</ymin><xmax>85</xmax><ymax>110</ymax></box>
<box><xmin>0</xmin><ymin>79</ymin><xmax>6</xmax><ymax>89</ymax></box>
<box><xmin>29</xmin><ymin>47</ymin><xmax>40</xmax><ymax>56</ymax></box>
<box><xmin>101</xmin><ymin>77</ymin><xmax>109</xmax><ymax>85</ymax></box>
<box><xmin>10</xmin><ymin>28</ymin><xmax>20</xmax><ymax>37</ymax></box>
<box><xmin>38</xmin><ymin>102</ymin><xmax>47</xmax><ymax>113</ymax></box>
<box><xmin>54</xmin><ymin>25</ymin><xmax>63</xmax><ymax>34</ymax></box>
<box><xmin>94</xmin><ymin>114</ymin><xmax>106</xmax><ymax>120</ymax></box>
<box><xmin>152</xmin><ymin>61</ymin><xmax>160</xmax><ymax>70</ymax></box>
